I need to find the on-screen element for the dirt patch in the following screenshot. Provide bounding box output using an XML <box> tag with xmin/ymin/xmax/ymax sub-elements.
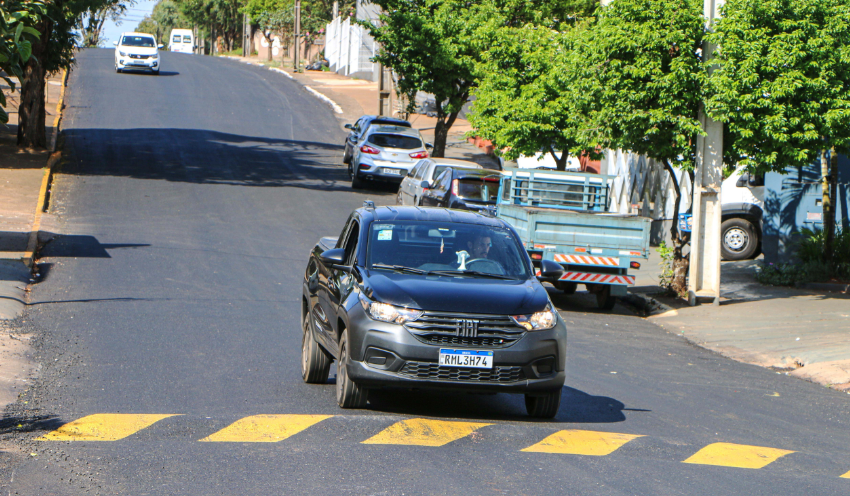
<box><xmin>790</xmin><ymin>360</ymin><xmax>850</xmax><ymax>391</ymax></box>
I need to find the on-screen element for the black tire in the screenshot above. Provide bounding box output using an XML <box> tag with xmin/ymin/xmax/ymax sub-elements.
<box><xmin>343</xmin><ymin>144</ymin><xmax>351</xmax><ymax>164</ymax></box>
<box><xmin>301</xmin><ymin>313</ymin><xmax>331</xmax><ymax>384</ymax></box>
<box><xmin>525</xmin><ymin>390</ymin><xmax>561</xmax><ymax>419</ymax></box>
<box><xmin>396</xmin><ymin>191</ymin><xmax>403</xmax><ymax>205</ymax></box>
<box><xmin>351</xmin><ymin>170</ymin><xmax>365</xmax><ymax>189</ymax></box>
<box><xmin>336</xmin><ymin>329</ymin><xmax>368</xmax><ymax>408</ymax></box>
<box><xmin>554</xmin><ymin>281</ymin><xmax>577</xmax><ymax>294</ymax></box>
<box><xmin>116</xmin><ymin>67</ymin><xmax>121</xmax><ymax>73</ymax></box>
<box><xmin>721</xmin><ymin>218</ymin><xmax>758</xmax><ymax>261</ymax></box>
<box><xmin>596</xmin><ymin>285</ymin><xmax>616</xmax><ymax>311</ymax></box>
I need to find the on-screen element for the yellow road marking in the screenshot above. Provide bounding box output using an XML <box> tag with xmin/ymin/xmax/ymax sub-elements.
<box><xmin>37</xmin><ymin>414</ymin><xmax>179</xmax><ymax>441</ymax></box>
<box><xmin>683</xmin><ymin>442</ymin><xmax>795</xmax><ymax>469</ymax></box>
<box><xmin>841</xmin><ymin>470</ymin><xmax>850</xmax><ymax>478</ymax></box>
<box><xmin>521</xmin><ymin>429</ymin><xmax>644</xmax><ymax>456</ymax></box>
<box><xmin>362</xmin><ymin>418</ymin><xmax>491</xmax><ymax>447</ymax></box>
<box><xmin>199</xmin><ymin>414</ymin><xmax>333</xmax><ymax>442</ymax></box>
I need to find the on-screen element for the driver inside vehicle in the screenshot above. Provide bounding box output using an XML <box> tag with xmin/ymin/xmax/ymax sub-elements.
<box><xmin>468</xmin><ymin>235</ymin><xmax>492</xmax><ymax>259</ymax></box>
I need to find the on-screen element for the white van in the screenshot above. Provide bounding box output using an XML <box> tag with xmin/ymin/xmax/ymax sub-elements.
<box><xmin>169</xmin><ymin>29</ymin><xmax>194</xmax><ymax>53</ymax></box>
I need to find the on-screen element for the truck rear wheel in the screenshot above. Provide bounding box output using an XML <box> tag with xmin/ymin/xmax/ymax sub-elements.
<box><xmin>554</xmin><ymin>281</ymin><xmax>577</xmax><ymax>294</ymax></box>
<box><xmin>721</xmin><ymin>218</ymin><xmax>758</xmax><ymax>261</ymax></box>
<box><xmin>596</xmin><ymin>285</ymin><xmax>616</xmax><ymax>311</ymax></box>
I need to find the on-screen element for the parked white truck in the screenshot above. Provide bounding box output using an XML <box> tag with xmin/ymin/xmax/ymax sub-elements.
<box><xmin>720</xmin><ymin>167</ymin><xmax>765</xmax><ymax>260</ymax></box>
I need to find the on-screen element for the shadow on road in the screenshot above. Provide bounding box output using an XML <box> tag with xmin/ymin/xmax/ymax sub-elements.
<box><xmin>363</xmin><ymin>385</ymin><xmax>631</xmax><ymax>423</ymax></box>
<box><xmin>61</xmin><ymin>128</ymin><xmax>389</xmax><ymax>194</ymax></box>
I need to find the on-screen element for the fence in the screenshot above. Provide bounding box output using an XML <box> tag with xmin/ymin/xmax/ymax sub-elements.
<box><xmin>602</xmin><ymin>150</ymin><xmax>693</xmax><ymax>245</ymax></box>
<box><xmin>324</xmin><ymin>16</ymin><xmax>377</xmax><ymax>80</ymax></box>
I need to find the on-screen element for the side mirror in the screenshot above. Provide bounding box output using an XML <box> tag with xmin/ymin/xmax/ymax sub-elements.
<box><xmin>538</xmin><ymin>259</ymin><xmax>564</xmax><ymax>280</ymax></box>
<box><xmin>344</xmin><ymin>124</ymin><xmax>353</xmax><ymax>130</ymax></box>
<box><xmin>320</xmin><ymin>248</ymin><xmax>351</xmax><ymax>271</ymax></box>
<box><xmin>748</xmin><ymin>173</ymin><xmax>764</xmax><ymax>187</ymax></box>
<box><xmin>420</xmin><ymin>180</ymin><xmax>431</xmax><ymax>189</ymax></box>
<box><xmin>158</xmin><ymin>44</ymin><xmax>164</xmax><ymax>49</ymax></box>
<box><xmin>425</xmin><ymin>143</ymin><xmax>434</xmax><ymax>149</ymax></box>
<box><xmin>112</xmin><ymin>41</ymin><xmax>118</xmax><ymax>46</ymax></box>
<box><xmin>735</xmin><ymin>173</ymin><xmax>749</xmax><ymax>188</ymax></box>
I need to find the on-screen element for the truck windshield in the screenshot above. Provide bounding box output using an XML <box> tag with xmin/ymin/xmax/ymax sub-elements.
<box><xmin>366</xmin><ymin>221</ymin><xmax>531</xmax><ymax>279</ymax></box>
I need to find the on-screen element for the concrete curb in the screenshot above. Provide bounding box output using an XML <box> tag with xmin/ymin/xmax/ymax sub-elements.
<box><xmin>218</xmin><ymin>55</ymin><xmax>343</xmax><ymax>115</ymax></box>
<box><xmin>796</xmin><ymin>281</ymin><xmax>850</xmax><ymax>293</ymax></box>
<box><xmin>23</xmin><ymin>68</ymin><xmax>67</xmax><ymax>268</ymax></box>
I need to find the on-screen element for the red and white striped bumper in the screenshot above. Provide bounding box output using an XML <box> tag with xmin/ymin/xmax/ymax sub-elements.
<box><xmin>558</xmin><ymin>271</ymin><xmax>635</xmax><ymax>286</ymax></box>
<box><xmin>554</xmin><ymin>254</ymin><xmax>620</xmax><ymax>266</ymax></box>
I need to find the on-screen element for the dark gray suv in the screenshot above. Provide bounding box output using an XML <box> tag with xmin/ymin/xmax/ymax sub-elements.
<box><xmin>301</xmin><ymin>204</ymin><xmax>568</xmax><ymax>418</ymax></box>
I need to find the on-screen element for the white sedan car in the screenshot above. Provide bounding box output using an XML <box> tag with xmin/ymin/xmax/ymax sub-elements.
<box><xmin>396</xmin><ymin>158</ymin><xmax>483</xmax><ymax>206</ymax></box>
<box><xmin>114</xmin><ymin>32</ymin><xmax>162</xmax><ymax>74</ymax></box>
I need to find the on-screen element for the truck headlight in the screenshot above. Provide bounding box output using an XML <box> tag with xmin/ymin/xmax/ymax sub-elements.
<box><xmin>511</xmin><ymin>306</ymin><xmax>557</xmax><ymax>330</ymax></box>
<box><xmin>359</xmin><ymin>294</ymin><xmax>422</xmax><ymax>324</ymax></box>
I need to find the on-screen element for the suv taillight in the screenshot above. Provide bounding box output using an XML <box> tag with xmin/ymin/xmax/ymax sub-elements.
<box><xmin>409</xmin><ymin>151</ymin><xmax>429</xmax><ymax>159</ymax></box>
<box><xmin>360</xmin><ymin>145</ymin><xmax>380</xmax><ymax>154</ymax></box>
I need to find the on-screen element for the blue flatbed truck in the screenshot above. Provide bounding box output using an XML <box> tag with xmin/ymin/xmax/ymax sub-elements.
<box><xmin>496</xmin><ymin>168</ymin><xmax>652</xmax><ymax>310</ymax></box>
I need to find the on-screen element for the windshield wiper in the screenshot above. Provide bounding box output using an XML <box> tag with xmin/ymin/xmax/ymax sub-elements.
<box><xmin>371</xmin><ymin>264</ymin><xmax>427</xmax><ymax>275</ymax></box>
<box><xmin>427</xmin><ymin>270</ymin><xmax>514</xmax><ymax>280</ymax></box>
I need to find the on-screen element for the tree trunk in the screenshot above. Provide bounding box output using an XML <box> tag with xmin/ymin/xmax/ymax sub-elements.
<box><xmin>549</xmin><ymin>149</ymin><xmax>568</xmax><ymax>171</ymax></box>
<box><xmin>662</xmin><ymin>158</ymin><xmax>689</xmax><ymax>297</ymax></box>
<box><xmin>17</xmin><ymin>17</ymin><xmax>51</xmax><ymax>149</ymax></box>
<box><xmin>823</xmin><ymin>147</ymin><xmax>837</xmax><ymax>264</ymax></box>
<box><xmin>431</xmin><ymin>100</ymin><xmax>461</xmax><ymax>158</ymax></box>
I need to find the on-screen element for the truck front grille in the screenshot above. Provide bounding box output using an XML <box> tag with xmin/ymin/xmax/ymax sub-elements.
<box><xmin>404</xmin><ymin>312</ymin><xmax>526</xmax><ymax>348</ymax></box>
<box><xmin>399</xmin><ymin>361</ymin><xmax>525</xmax><ymax>383</ymax></box>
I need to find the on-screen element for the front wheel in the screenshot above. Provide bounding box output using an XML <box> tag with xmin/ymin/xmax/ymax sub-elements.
<box><xmin>525</xmin><ymin>390</ymin><xmax>561</xmax><ymax>419</ymax></box>
<box><xmin>554</xmin><ymin>281</ymin><xmax>577</xmax><ymax>294</ymax></box>
<box><xmin>721</xmin><ymin>218</ymin><xmax>758</xmax><ymax>261</ymax></box>
<box><xmin>301</xmin><ymin>314</ymin><xmax>331</xmax><ymax>384</ymax></box>
<box><xmin>336</xmin><ymin>329</ymin><xmax>369</xmax><ymax>408</ymax></box>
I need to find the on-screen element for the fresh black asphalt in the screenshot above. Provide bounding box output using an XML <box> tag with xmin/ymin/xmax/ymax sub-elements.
<box><xmin>0</xmin><ymin>49</ymin><xmax>848</xmax><ymax>495</ymax></box>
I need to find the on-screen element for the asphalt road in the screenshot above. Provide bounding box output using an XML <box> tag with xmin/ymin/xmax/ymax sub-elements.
<box><xmin>1</xmin><ymin>49</ymin><xmax>849</xmax><ymax>495</ymax></box>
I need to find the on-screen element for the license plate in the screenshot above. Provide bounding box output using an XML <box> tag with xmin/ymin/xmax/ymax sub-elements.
<box><xmin>382</xmin><ymin>168</ymin><xmax>401</xmax><ymax>175</ymax></box>
<box><xmin>131</xmin><ymin>61</ymin><xmax>146</xmax><ymax>65</ymax></box>
<box><xmin>438</xmin><ymin>349</ymin><xmax>493</xmax><ymax>369</ymax></box>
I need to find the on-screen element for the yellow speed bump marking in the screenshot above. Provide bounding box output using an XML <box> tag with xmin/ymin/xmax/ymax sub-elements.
<box><xmin>841</xmin><ymin>470</ymin><xmax>850</xmax><ymax>479</ymax></box>
<box><xmin>362</xmin><ymin>418</ymin><xmax>492</xmax><ymax>447</ymax></box>
<box><xmin>199</xmin><ymin>414</ymin><xmax>333</xmax><ymax>442</ymax></box>
<box><xmin>683</xmin><ymin>442</ymin><xmax>795</xmax><ymax>469</ymax></box>
<box><xmin>37</xmin><ymin>414</ymin><xmax>179</xmax><ymax>442</ymax></box>
<box><xmin>522</xmin><ymin>429</ymin><xmax>644</xmax><ymax>456</ymax></box>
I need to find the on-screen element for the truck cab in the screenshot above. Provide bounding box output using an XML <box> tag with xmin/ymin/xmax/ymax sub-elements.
<box><xmin>720</xmin><ymin>167</ymin><xmax>765</xmax><ymax>260</ymax></box>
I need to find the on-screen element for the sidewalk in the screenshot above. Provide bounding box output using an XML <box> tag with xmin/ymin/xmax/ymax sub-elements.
<box><xmin>223</xmin><ymin>54</ymin><xmax>500</xmax><ymax>169</ymax></box>
<box><xmin>631</xmin><ymin>253</ymin><xmax>850</xmax><ymax>391</ymax></box>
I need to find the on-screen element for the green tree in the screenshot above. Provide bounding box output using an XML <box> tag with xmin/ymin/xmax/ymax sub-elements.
<box><xmin>465</xmin><ymin>0</ymin><xmax>599</xmax><ymax>170</ymax></box>
<box><xmin>579</xmin><ymin>0</ymin><xmax>706</xmax><ymax>295</ymax></box>
<box><xmin>135</xmin><ymin>14</ymin><xmax>159</xmax><ymax>38</ymax></box>
<box><xmin>244</xmin><ymin>0</ymin><xmax>293</xmax><ymax>60</ymax></box>
<box><xmin>469</xmin><ymin>25</ymin><xmax>597</xmax><ymax>170</ymax></box>
<box><xmin>79</xmin><ymin>0</ymin><xmax>136</xmax><ymax>47</ymax></box>
<box><xmin>1</xmin><ymin>0</ymin><xmax>44</xmax><ymax>125</ymax></box>
<box><xmin>707</xmin><ymin>0</ymin><xmax>850</xmax><ymax>265</ymax></box>
<box><xmin>364</xmin><ymin>0</ymin><xmax>479</xmax><ymax>157</ymax></box>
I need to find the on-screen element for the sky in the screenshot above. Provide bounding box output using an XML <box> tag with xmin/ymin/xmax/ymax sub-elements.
<box><xmin>100</xmin><ymin>0</ymin><xmax>159</xmax><ymax>45</ymax></box>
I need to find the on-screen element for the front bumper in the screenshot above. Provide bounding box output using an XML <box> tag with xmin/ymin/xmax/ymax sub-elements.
<box><xmin>344</xmin><ymin>303</ymin><xmax>567</xmax><ymax>393</ymax></box>
<box><xmin>118</xmin><ymin>58</ymin><xmax>159</xmax><ymax>71</ymax></box>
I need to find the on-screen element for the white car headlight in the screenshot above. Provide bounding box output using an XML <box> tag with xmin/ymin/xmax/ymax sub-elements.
<box><xmin>119</xmin><ymin>51</ymin><xmax>127</xmax><ymax>57</ymax></box>
<box><xmin>359</xmin><ymin>294</ymin><xmax>422</xmax><ymax>324</ymax></box>
<box><xmin>511</xmin><ymin>306</ymin><xmax>557</xmax><ymax>331</ymax></box>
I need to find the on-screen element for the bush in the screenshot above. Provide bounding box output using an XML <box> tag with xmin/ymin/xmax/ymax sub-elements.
<box><xmin>756</xmin><ymin>227</ymin><xmax>850</xmax><ymax>286</ymax></box>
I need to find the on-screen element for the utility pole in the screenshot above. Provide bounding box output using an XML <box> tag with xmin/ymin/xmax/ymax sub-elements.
<box><xmin>243</xmin><ymin>13</ymin><xmax>249</xmax><ymax>57</ymax></box>
<box><xmin>688</xmin><ymin>0</ymin><xmax>725</xmax><ymax>306</ymax></box>
<box><xmin>378</xmin><ymin>65</ymin><xmax>391</xmax><ymax>116</ymax></box>
<box><xmin>294</xmin><ymin>0</ymin><xmax>301</xmax><ymax>72</ymax></box>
